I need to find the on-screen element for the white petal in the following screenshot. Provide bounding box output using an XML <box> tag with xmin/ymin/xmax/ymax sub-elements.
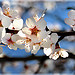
<box><xmin>59</xmin><ymin>50</ymin><xmax>69</xmax><ymax>58</ymax></box>
<box><xmin>33</xmin><ymin>44</ymin><xmax>40</xmax><ymax>51</ymax></box>
<box><xmin>44</xmin><ymin>48</ymin><xmax>52</xmax><ymax>56</ymax></box>
<box><xmin>50</xmin><ymin>33</ymin><xmax>58</xmax><ymax>43</ymax></box>
<box><xmin>11</xmin><ymin>34</ymin><xmax>22</xmax><ymax>42</ymax></box>
<box><xmin>2</xmin><ymin>15</ymin><xmax>11</xmax><ymax>28</ymax></box>
<box><xmin>37</xmin><ymin>30</ymin><xmax>47</xmax><ymax>40</ymax></box>
<box><xmin>49</xmin><ymin>52</ymin><xmax>59</xmax><ymax>60</ymax></box>
<box><xmin>16</xmin><ymin>44</ymin><xmax>25</xmax><ymax>49</ymax></box>
<box><xmin>36</xmin><ymin>18</ymin><xmax>47</xmax><ymax>29</ymax></box>
<box><xmin>73</xmin><ymin>26</ymin><xmax>75</xmax><ymax>31</ymax></box>
<box><xmin>18</xmin><ymin>30</ymin><xmax>26</xmax><ymax>37</ymax></box>
<box><xmin>25</xmin><ymin>43</ymin><xmax>32</xmax><ymax>52</ymax></box>
<box><xmin>9</xmin><ymin>9</ymin><xmax>18</xmax><ymax>18</ymax></box>
<box><xmin>31</xmin><ymin>49</ymin><xmax>38</xmax><ymax>54</ymax></box>
<box><xmin>29</xmin><ymin>35</ymin><xmax>40</xmax><ymax>43</ymax></box>
<box><xmin>31</xmin><ymin>44</ymin><xmax>40</xmax><ymax>54</ymax></box>
<box><xmin>51</xmin><ymin>44</ymin><xmax>55</xmax><ymax>53</ymax></box>
<box><xmin>64</xmin><ymin>18</ymin><xmax>75</xmax><ymax>26</ymax></box>
<box><xmin>0</xmin><ymin>27</ymin><xmax>3</xmax><ymax>42</ymax></box>
<box><xmin>13</xmin><ymin>19</ymin><xmax>23</xmax><ymax>30</ymax></box>
<box><xmin>3</xmin><ymin>33</ymin><xmax>11</xmax><ymax>39</ymax></box>
<box><xmin>8</xmin><ymin>23</ymin><xmax>14</xmax><ymax>30</ymax></box>
<box><xmin>68</xmin><ymin>10</ymin><xmax>75</xmax><ymax>19</ymax></box>
<box><xmin>1</xmin><ymin>33</ymin><xmax>11</xmax><ymax>44</ymax></box>
<box><xmin>8</xmin><ymin>44</ymin><xmax>17</xmax><ymax>50</ymax></box>
<box><xmin>22</xmin><ymin>27</ymin><xmax>31</xmax><ymax>35</ymax></box>
<box><xmin>26</xmin><ymin>17</ymin><xmax>36</xmax><ymax>28</ymax></box>
<box><xmin>16</xmin><ymin>39</ymin><xmax>25</xmax><ymax>45</ymax></box>
<box><xmin>0</xmin><ymin>8</ymin><xmax>3</xmax><ymax>20</ymax></box>
<box><xmin>2</xmin><ymin>28</ymin><xmax>6</xmax><ymax>38</ymax></box>
<box><xmin>41</xmin><ymin>36</ymin><xmax>52</xmax><ymax>48</ymax></box>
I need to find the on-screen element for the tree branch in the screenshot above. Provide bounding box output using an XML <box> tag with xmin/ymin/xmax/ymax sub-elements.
<box><xmin>0</xmin><ymin>52</ymin><xmax>75</xmax><ymax>63</ymax></box>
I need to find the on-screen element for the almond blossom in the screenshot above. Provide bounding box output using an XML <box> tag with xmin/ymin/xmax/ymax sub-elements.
<box><xmin>43</xmin><ymin>33</ymin><xmax>68</xmax><ymax>60</ymax></box>
<box><xmin>0</xmin><ymin>4</ymin><xmax>18</xmax><ymax>28</ymax></box>
<box><xmin>65</xmin><ymin>10</ymin><xmax>75</xmax><ymax>31</ymax></box>
<box><xmin>1</xmin><ymin>33</ymin><xmax>25</xmax><ymax>50</ymax></box>
<box><xmin>22</xmin><ymin>17</ymin><xmax>48</xmax><ymax>43</ymax></box>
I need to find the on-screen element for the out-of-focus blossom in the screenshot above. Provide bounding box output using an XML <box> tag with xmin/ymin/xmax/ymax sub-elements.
<box><xmin>65</xmin><ymin>10</ymin><xmax>75</xmax><ymax>31</ymax></box>
<box><xmin>24</xmin><ymin>64</ymin><xmax>39</xmax><ymax>74</ymax></box>
<box><xmin>44</xmin><ymin>2</ymin><xmax>56</xmax><ymax>12</ymax></box>
<box><xmin>39</xmin><ymin>59</ymin><xmax>54</xmax><ymax>73</ymax></box>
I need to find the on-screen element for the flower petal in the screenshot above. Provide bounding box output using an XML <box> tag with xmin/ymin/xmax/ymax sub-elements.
<box><xmin>16</xmin><ymin>44</ymin><xmax>25</xmax><ymax>49</ymax></box>
<box><xmin>18</xmin><ymin>30</ymin><xmax>26</xmax><ymax>37</ymax></box>
<box><xmin>11</xmin><ymin>34</ymin><xmax>23</xmax><ymax>42</ymax></box>
<box><xmin>68</xmin><ymin>10</ymin><xmax>75</xmax><ymax>19</ymax></box>
<box><xmin>44</xmin><ymin>48</ymin><xmax>52</xmax><ymax>56</ymax></box>
<box><xmin>2</xmin><ymin>15</ymin><xmax>11</xmax><ymax>28</ymax></box>
<box><xmin>73</xmin><ymin>26</ymin><xmax>75</xmax><ymax>31</ymax></box>
<box><xmin>22</xmin><ymin>27</ymin><xmax>31</xmax><ymax>35</ymax></box>
<box><xmin>64</xmin><ymin>18</ymin><xmax>75</xmax><ymax>26</ymax></box>
<box><xmin>49</xmin><ymin>52</ymin><xmax>59</xmax><ymax>60</ymax></box>
<box><xmin>26</xmin><ymin>17</ymin><xmax>36</xmax><ymax>28</ymax></box>
<box><xmin>8</xmin><ymin>44</ymin><xmax>17</xmax><ymax>50</ymax></box>
<box><xmin>13</xmin><ymin>19</ymin><xmax>23</xmax><ymax>30</ymax></box>
<box><xmin>41</xmin><ymin>36</ymin><xmax>52</xmax><ymax>48</ymax></box>
<box><xmin>37</xmin><ymin>30</ymin><xmax>47</xmax><ymax>40</ymax></box>
<box><xmin>0</xmin><ymin>27</ymin><xmax>4</xmax><ymax>42</ymax></box>
<box><xmin>59</xmin><ymin>50</ymin><xmax>69</xmax><ymax>58</ymax></box>
<box><xmin>36</xmin><ymin>18</ymin><xmax>47</xmax><ymax>29</ymax></box>
<box><xmin>1</xmin><ymin>33</ymin><xmax>11</xmax><ymax>44</ymax></box>
<box><xmin>9</xmin><ymin>9</ymin><xmax>18</xmax><ymax>18</ymax></box>
<box><xmin>25</xmin><ymin>43</ymin><xmax>32</xmax><ymax>53</ymax></box>
<box><xmin>31</xmin><ymin>44</ymin><xmax>40</xmax><ymax>54</ymax></box>
<box><xmin>50</xmin><ymin>33</ymin><xmax>58</xmax><ymax>43</ymax></box>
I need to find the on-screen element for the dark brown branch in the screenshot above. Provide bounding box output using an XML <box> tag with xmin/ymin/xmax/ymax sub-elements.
<box><xmin>51</xmin><ymin>31</ymin><xmax>75</xmax><ymax>36</ymax></box>
<box><xmin>0</xmin><ymin>55</ymin><xmax>48</xmax><ymax>63</ymax></box>
<box><xmin>6</xmin><ymin>28</ymin><xmax>18</xmax><ymax>34</ymax></box>
<box><xmin>0</xmin><ymin>52</ymin><xmax>75</xmax><ymax>63</ymax></box>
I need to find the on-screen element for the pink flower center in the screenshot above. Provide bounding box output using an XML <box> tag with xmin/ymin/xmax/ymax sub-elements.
<box><xmin>29</xmin><ymin>26</ymin><xmax>40</xmax><ymax>36</ymax></box>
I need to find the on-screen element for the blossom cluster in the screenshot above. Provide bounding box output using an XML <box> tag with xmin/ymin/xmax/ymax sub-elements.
<box><xmin>0</xmin><ymin>4</ymin><xmax>69</xmax><ymax>60</ymax></box>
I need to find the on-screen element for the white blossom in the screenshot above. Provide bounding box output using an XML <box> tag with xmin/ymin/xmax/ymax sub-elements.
<box><xmin>1</xmin><ymin>33</ymin><xmax>24</xmax><ymax>50</ymax></box>
<box><xmin>65</xmin><ymin>10</ymin><xmax>75</xmax><ymax>31</ymax></box>
<box><xmin>22</xmin><ymin>17</ymin><xmax>48</xmax><ymax>43</ymax></box>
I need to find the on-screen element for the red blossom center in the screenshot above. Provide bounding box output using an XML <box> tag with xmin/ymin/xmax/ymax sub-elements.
<box><xmin>7</xmin><ymin>38</ymin><xmax>14</xmax><ymax>45</ymax></box>
<box><xmin>55</xmin><ymin>44</ymin><xmax>60</xmax><ymax>49</ymax></box>
<box><xmin>29</xmin><ymin>26</ymin><xmax>40</xmax><ymax>36</ymax></box>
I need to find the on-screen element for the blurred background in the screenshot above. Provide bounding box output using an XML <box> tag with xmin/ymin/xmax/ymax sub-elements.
<box><xmin>0</xmin><ymin>0</ymin><xmax>75</xmax><ymax>74</ymax></box>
